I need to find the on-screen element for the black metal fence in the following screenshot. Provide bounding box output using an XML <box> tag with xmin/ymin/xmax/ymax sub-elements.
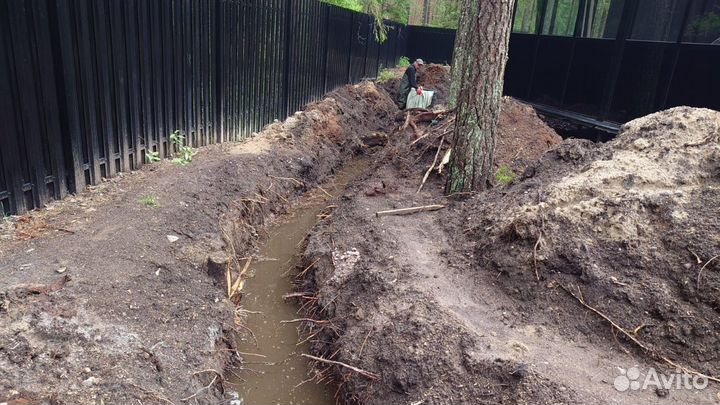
<box><xmin>0</xmin><ymin>0</ymin><xmax>407</xmax><ymax>215</ymax></box>
<box><xmin>406</xmin><ymin>0</ymin><xmax>720</xmax><ymax>132</ymax></box>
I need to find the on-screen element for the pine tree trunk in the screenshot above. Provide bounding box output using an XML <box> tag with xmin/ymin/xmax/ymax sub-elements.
<box><xmin>448</xmin><ymin>2</ymin><xmax>471</xmax><ymax>107</ymax></box>
<box><xmin>445</xmin><ymin>0</ymin><xmax>514</xmax><ymax>193</ymax></box>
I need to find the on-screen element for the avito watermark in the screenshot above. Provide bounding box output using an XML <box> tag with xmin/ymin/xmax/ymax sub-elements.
<box><xmin>614</xmin><ymin>366</ymin><xmax>708</xmax><ymax>392</ymax></box>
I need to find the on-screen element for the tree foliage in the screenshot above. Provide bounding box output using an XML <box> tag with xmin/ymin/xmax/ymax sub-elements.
<box><xmin>322</xmin><ymin>0</ymin><xmax>410</xmax><ymax>23</ymax></box>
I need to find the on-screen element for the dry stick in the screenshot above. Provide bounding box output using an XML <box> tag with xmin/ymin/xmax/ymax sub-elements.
<box><xmin>418</xmin><ymin>136</ymin><xmax>445</xmax><ymax>193</ymax></box>
<box><xmin>280</xmin><ymin>318</ymin><xmax>330</xmax><ymax>325</ymax></box>
<box><xmin>283</xmin><ymin>292</ymin><xmax>315</xmax><ymax>299</ymax></box>
<box><xmin>301</xmin><ymin>354</ymin><xmax>379</xmax><ymax>380</ymax></box>
<box><xmin>376</xmin><ymin>204</ymin><xmax>445</xmax><ymax>217</ymax></box>
<box><xmin>697</xmin><ymin>254</ymin><xmax>720</xmax><ymax>291</ymax></box>
<box><xmin>230</xmin><ymin>257</ymin><xmax>252</xmax><ymax>298</ymax></box>
<box><xmin>296</xmin><ymin>259</ymin><xmax>319</xmax><ymax>279</ymax></box>
<box><xmin>358</xmin><ymin>329</ymin><xmax>373</xmax><ymax>357</ymax></box>
<box><xmin>561</xmin><ymin>284</ymin><xmax>720</xmax><ymax>383</ymax></box>
<box><xmin>409</xmin><ymin>133</ymin><xmax>429</xmax><ymax>146</ymax></box>
<box><xmin>268</xmin><ymin>174</ymin><xmax>305</xmax><ymax>186</ymax></box>
<box><xmin>317</xmin><ymin>186</ymin><xmax>333</xmax><ymax>198</ymax></box>
<box><xmin>401</xmin><ymin>112</ymin><xmax>411</xmax><ymax>131</ymax></box>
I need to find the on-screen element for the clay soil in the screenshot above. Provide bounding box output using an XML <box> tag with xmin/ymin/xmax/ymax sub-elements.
<box><xmin>295</xmin><ymin>68</ymin><xmax>720</xmax><ymax>404</ymax></box>
<box><xmin>0</xmin><ymin>82</ymin><xmax>396</xmax><ymax>404</ymax></box>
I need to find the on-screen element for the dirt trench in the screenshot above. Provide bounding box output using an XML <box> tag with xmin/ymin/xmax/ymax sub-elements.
<box><xmin>293</xmin><ymin>67</ymin><xmax>720</xmax><ymax>405</ymax></box>
<box><xmin>0</xmin><ymin>81</ymin><xmax>396</xmax><ymax>404</ymax></box>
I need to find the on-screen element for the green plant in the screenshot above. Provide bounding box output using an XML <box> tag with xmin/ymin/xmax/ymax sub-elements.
<box><xmin>145</xmin><ymin>150</ymin><xmax>161</xmax><ymax>163</ymax></box>
<box><xmin>170</xmin><ymin>130</ymin><xmax>195</xmax><ymax>166</ymax></box>
<box><xmin>377</xmin><ymin>68</ymin><xmax>397</xmax><ymax>83</ymax></box>
<box><xmin>495</xmin><ymin>165</ymin><xmax>516</xmax><ymax>185</ymax></box>
<box><xmin>139</xmin><ymin>195</ymin><xmax>158</xmax><ymax>207</ymax></box>
<box><xmin>397</xmin><ymin>56</ymin><xmax>410</xmax><ymax>68</ymax></box>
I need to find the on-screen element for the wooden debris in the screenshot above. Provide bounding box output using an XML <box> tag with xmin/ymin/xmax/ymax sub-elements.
<box><xmin>301</xmin><ymin>353</ymin><xmax>379</xmax><ymax>380</ymax></box>
<box><xmin>417</xmin><ymin>136</ymin><xmax>445</xmax><ymax>193</ymax></box>
<box><xmin>14</xmin><ymin>275</ymin><xmax>70</xmax><ymax>295</ymax></box>
<box><xmin>437</xmin><ymin>148</ymin><xmax>452</xmax><ymax>174</ymax></box>
<box><xmin>376</xmin><ymin>204</ymin><xmax>445</xmax><ymax>217</ymax></box>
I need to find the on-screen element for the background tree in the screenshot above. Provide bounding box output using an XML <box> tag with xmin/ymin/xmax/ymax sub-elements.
<box><xmin>445</xmin><ymin>0</ymin><xmax>515</xmax><ymax>193</ymax></box>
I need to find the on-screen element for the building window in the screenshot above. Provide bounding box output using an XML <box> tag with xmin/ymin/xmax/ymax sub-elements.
<box><xmin>682</xmin><ymin>0</ymin><xmax>720</xmax><ymax>44</ymax></box>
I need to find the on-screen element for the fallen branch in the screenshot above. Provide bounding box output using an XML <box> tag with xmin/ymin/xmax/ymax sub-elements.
<box><xmin>376</xmin><ymin>204</ymin><xmax>445</xmax><ymax>217</ymax></box>
<box><xmin>301</xmin><ymin>353</ymin><xmax>379</xmax><ymax>380</ymax></box>
<box><xmin>562</xmin><ymin>284</ymin><xmax>720</xmax><ymax>384</ymax></box>
<box><xmin>417</xmin><ymin>136</ymin><xmax>445</xmax><ymax>193</ymax></box>
<box><xmin>14</xmin><ymin>275</ymin><xmax>70</xmax><ymax>295</ymax></box>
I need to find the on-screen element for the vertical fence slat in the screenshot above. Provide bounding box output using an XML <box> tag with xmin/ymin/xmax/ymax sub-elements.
<box><xmin>0</xmin><ymin>0</ymin><xmax>415</xmax><ymax>214</ymax></box>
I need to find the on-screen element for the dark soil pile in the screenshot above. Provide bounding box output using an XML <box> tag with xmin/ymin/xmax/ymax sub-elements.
<box><xmin>297</xmin><ymin>76</ymin><xmax>718</xmax><ymax>403</ymax></box>
<box><xmin>461</xmin><ymin>106</ymin><xmax>720</xmax><ymax>378</ymax></box>
<box><xmin>418</xmin><ymin>64</ymin><xmax>451</xmax><ymax>105</ymax></box>
<box><xmin>497</xmin><ymin>96</ymin><xmax>563</xmax><ymax>174</ymax></box>
<box><xmin>295</xmin><ymin>89</ymin><xmax>578</xmax><ymax>405</ymax></box>
<box><xmin>0</xmin><ymin>81</ymin><xmax>396</xmax><ymax>404</ymax></box>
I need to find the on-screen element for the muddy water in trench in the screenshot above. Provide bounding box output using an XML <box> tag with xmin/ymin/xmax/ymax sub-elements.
<box><xmin>227</xmin><ymin>160</ymin><xmax>367</xmax><ymax>404</ymax></box>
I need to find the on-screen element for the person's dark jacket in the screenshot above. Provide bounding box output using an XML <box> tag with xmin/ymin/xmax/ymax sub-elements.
<box><xmin>397</xmin><ymin>65</ymin><xmax>418</xmax><ymax>109</ymax></box>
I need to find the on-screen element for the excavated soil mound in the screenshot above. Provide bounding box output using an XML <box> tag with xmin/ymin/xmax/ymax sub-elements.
<box><xmin>497</xmin><ymin>96</ymin><xmax>563</xmax><ymax>174</ymax></box>
<box><xmin>463</xmin><ymin>107</ymin><xmax>720</xmax><ymax>377</ymax></box>
<box><xmin>0</xmin><ymin>81</ymin><xmax>396</xmax><ymax>404</ymax></box>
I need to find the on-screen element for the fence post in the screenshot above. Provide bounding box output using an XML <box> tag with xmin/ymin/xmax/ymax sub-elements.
<box><xmin>322</xmin><ymin>5</ymin><xmax>330</xmax><ymax>93</ymax></box>
<box><xmin>347</xmin><ymin>12</ymin><xmax>354</xmax><ymax>84</ymax></box>
<box><xmin>363</xmin><ymin>15</ymin><xmax>370</xmax><ymax>79</ymax></box>
<box><xmin>283</xmin><ymin>0</ymin><xmax>292</xmax><ymax>116</ymax></box>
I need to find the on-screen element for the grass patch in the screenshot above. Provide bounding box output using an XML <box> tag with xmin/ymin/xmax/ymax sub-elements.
<box><xmin>397</xmin><ymin>56</ymin><xmax>410</xmax><ymax>68</ymax></box>
<box><xmin>495</xmin><ymin>165</ymin><xmax>516</xmax><ymax>185</ymax></box>
<box><xmin>139</xmin><ymin>195</ymin><xmax>158</xmax><ymax>207</ymax></box>
<box><xmin>377</xmin><ymin>69</ymin><xmax>397</xmax><ymax>83</ymax></box>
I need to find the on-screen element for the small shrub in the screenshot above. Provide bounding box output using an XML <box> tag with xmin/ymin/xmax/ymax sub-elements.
<box><xmin>170</xmin><ymin>130</ymin><xmax>195</xmax><ymax>166</ymax></box>
<box><xmin>495</xmin><ymin>165</ymin><xmax>516</xmax><ymax>185</ymax></box>
<box><xmin>139</xmin><ymin>195</ymin><xmax>158</xmax><ymax>207</ymax></box>
<box><xmin>145</xmin><ymin>150</ymin><xmax>161</xmax><ymax>163</ymax></box>
<box><xmin>397</xmin><ymin>56</ymin><xmax>410</xmax><ymax>68</ymax></box>
<box><xmin>377</xmin><ymin>69</ymin><xmax>396</xmax><ymax>83</ymax></box>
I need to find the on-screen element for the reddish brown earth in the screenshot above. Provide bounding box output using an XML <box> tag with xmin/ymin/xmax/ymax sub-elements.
<box><xmin>0</xmin><ymin>82</ymin><xmax>395</xmax><ymax>404</ymax></box>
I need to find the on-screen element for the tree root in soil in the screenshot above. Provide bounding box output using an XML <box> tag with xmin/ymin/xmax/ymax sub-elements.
<box><xmin>696</xmin><ymin>254</ymin><xmax>720</xmax><ymax>291</ymax></box>
<box><xmin>561</xmin><ymin>284</ymin><xmax>720</xmax><ymax>384</ymax></box>
<box><xmin>301</xmin><ymin>354</ymin><xmax>379</xmax><ymax>380</ymax></box>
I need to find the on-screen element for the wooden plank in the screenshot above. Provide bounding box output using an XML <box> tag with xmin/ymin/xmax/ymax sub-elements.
<box><xmin>7</xmin><ymin>0</ymin><xmax>50</xmax><ymax>207</ymax></box>
<box><xmin>0</xmin><ymin>1</ymin><xmax>26</xmax><ymax>213</ymax></box>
